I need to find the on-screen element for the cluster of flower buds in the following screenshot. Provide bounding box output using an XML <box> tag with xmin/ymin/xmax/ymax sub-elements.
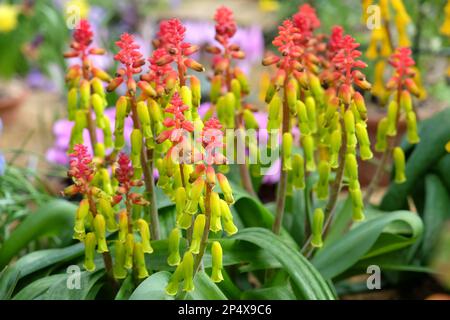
<box><xmin>204</xmin><ymin>6</ymin><xmax>259</xmax><ymax>189</ymax></box>
<box><xmin>153</xmin><ymin>18</ymin><xmax>205</xmax><ymax>86</ymax></box>
<box><xmin>64</xmin><ymin>145</ymin><xmax>151</xmax><ymax>278</ymax></box>
<box><xmin>263</xmin><ymin>4</ymin><xmax>374</xmax><ymax>228</ymax></box>
<box><xmin>160</xmin><ymin>113</ymin><xmax>238</xmax><ymax>295</ymax></box>
<box><xmin>64</xmin><ymin>20</ymin><xmax>112</xmax><ymax>158</ymax></box>
<box><xmin>363</xmin><ymin>0</ymin><xmax>426</xmax><ymax>103</ymax></box>
<box><xmin>375</xmin><ymin>47</ymin><xmax>421</xmax><ymax>184</ymax></box>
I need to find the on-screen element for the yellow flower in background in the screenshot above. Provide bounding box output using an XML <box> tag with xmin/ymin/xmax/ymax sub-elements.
<box><xmin>440</xmin><ymin>0</ymin><xmax>450</xmax><ymax>36</ymax></box>
<box><xmin>446</xmin><ymin>141</ymin><xmax>450</xmax><ymax>153</ymax></box>
<box><xmin>65</xmin><ymin>0</ymin><xmax>90</xmax><ymax>20</ymax></box>
<box><xmin>362</xmin><ymin>0</ymin><xmax>373</xmax><ymax>23</ymax></box>
<box><xmin>259</xmin><ymin>0</ymin><xmax>279</xmax><ymax>13</ymax></box>
<box><xmin>372</xmin><ymin>60</ymin><xmax>389</xmax><ymax>104</ymax></box>
<box><xmin>380</xmin><ymin>26</ymin><xmax>392</xmax><ymax>57</ymax></box>
<box><xmin>412</xmin><ymin>67</ymin><xmax>427</xmax><ymax>100</ymax></box>
<box><xmin>0</xmin><ymin>4</ymin><xmax>19</xmax><ymax>33</ymax></box>
<box><xmin>367</xmin><ymin>27</ymin><xmax>383</xmax><ymax>60</ymax></box>
<box><xmin>259</xmin><ymin>71</ymin><xmax>271</xmax><ymax>102</ymax></box>
<box><xmin>392</xmin><ymin>0</ymin><xmax>411</xmax><ymax>47</ymax></box>
<box><xmin>380</xmin><ymin>0</ymin><xmax>391</xmax><ymax>21</ymax></box>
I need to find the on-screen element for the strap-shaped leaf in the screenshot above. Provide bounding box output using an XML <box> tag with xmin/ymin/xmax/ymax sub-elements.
<box><xmin>0</xmin><ymin>243</ymin><xmax>84</xmax><ymax>299</ymax></box>
<box><xmin>232</xmin><ymin>228</ymin><xmax>335</xmax><ymax>300</ymax></box>
<box><xmin>312</xmin><ymin>211</ymin><xmax>423</xmax><ymax>279</ymax></box>
<box><xmin>381</xmin><ymin>108</ymin><xmax>450</xmax><ymax>211</ymax></box>
<box><xmin>0</xmin><ymin>199</ymin><xmax>76</xmax><ymax>268</ymax></box>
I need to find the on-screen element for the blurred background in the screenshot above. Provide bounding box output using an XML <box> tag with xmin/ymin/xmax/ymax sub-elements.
<box><xmin>0</xmin><ymin>0</ymin><xmax>449</xmax><ymax>299</ymax></box>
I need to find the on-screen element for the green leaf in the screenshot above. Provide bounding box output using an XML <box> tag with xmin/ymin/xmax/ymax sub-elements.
<box><xmin>381</xmin><ymin>108</ymin><xmax>450</xmax><ymax>211</ymax></box>
<box><xmin>0</xmin><ymin>199</ymin><xmax>76</xmax><ymax>268</ymax></box>
<box><xmin>232</xmin><ymin>228</ymin><xmax>335</xmax><ymax>300</ymax></box>
<box><xmin>39</xmin><ymin>270</ymin><xmax>105</xmax><ymax>300</ymax></box>
<box><xmin>12</xmin><ymin>274</ymin><xmax>66</xmax><ymax>300</ymax></box>
<box><xmin>419</xmin><ymin>175</ymin><xmax>450</xmax><ymax>260</ymax></box>
<box><xmin>185</xmin><ymin>271</ymin><xmax>228</xmax><ymax>300</ymax></box>
<box><xmin>241</xmin><ymin>285</ymin><xmax>296</xmax><ymax>300</ymax></box>
<box><xmin>312</xmin><ymin>210</ymin><xmax>423</xmax><ymax>279</ymax></box>
<box><xmin>0</xmin><ymin>243</ymin><xmax>84</xmax><ymax>299</ymax></box>
<box><xmin>115</xmin><ymin>275</ymin><xmax>135</xmax><ymax>300</ymax></box>
<box><xmin>129</xmin><ymin>271</ymin><xmax>175</xmax><ymax>300</ymax></box>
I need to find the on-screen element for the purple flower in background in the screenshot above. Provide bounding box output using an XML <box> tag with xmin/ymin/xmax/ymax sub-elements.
<box><xmin>46</xmin><ymin>108</ymin><xmax>133</xmax><ymax>166</ymax></box>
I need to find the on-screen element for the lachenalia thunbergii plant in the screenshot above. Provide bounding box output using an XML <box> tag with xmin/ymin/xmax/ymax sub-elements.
<box><xmin>204</xmin><ymin>6</ymin><xmax>258</xmax><ymax>197</ymax></box>
<box><xmin>156</xmin><ymin>106</ymin><xmax>238</xmax><ymax>295</ymax></box>
<box><xmin>364</xmin><ymin>47</ymin><xmax>421</xmax><ymax>203</ymax></box>
<box><xmin>62</xmin><ymin>16</ymin><xmax>238</xmax><ymax>293</ymax></box>
<box><xmin>64</xmin><ymin>19</ymin><xmax>112</xmax><ymax>160</ymax></box>
<box><xmin>262</xmin><ymin>5</ymin><xmax>373</xmax><ymax>256</ymax></box>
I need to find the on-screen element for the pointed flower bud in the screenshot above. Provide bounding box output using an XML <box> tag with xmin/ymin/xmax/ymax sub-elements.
<box><xmin>217</xmin><ymin>173</ymin><xmax>234</xmax><ymax>204</ymax></box>
<box><xmin>67</xmin><ymin>88</ymin><xmax>78</xmax><ymax>121</ymax></box>
<box><xmin>329</xmin><ymin>129</ymin><xmax>342</xmax><ymax>168</ymax></box>
<box><xmin>190</xmin><ymin>76</ymin><xmax>201</xmax><ymax>109</ymax></box>
<box><xmin>166</xmin><ymin>262</ymin><xmax>184</xmax><ymax>296</ymax></box>
<box><xmin>214</xmin><ymin>200</ymin><xmax>235</xmax><ymax>237</ymax></box>
<box><xmin>305</xmin><ymin>97</ymin><xmax>317</xmax><ymax>133</ymax></box>
<box><xmin>93</xmin><ymin>214</ymin><xmax>108</xmax><ymax>253</ymax></box>
<box><xmin>74</xmin><ymin>199</ymin><xmax>89</xmax><ymax>240</ymax></box>
<box><xmin>355</xmin><ymin>123</ymin><xmax>373</xmax><ymax>160</ymax></box>
<box><xmin>345</xmin><ymin>153</ymin><xmax>359</xmax><ymax>185</ymax></box>
<box><xmin>292</xmin><ymin>154</ymin><xmax>305</xmax><ymax>189</ymax></box>
<box><xmin>98</xmin><ymin>198</ymin><xmax>118</xmax><ymax>232</ymax></box>
<box><xmin>182</xmin><ymin>251</ymin><xmax>195</xmax><ymax>292</ymax></box>
<box><xmin>210</xmin><ymin>75</ymin><xmax>222</xmax><ymax>104</ymax></box>
<box><xmin>124</xmin><ymin>234</ymin><xmax>134</xmax><ymax>269</ymax></box>
<box><xmin>118</xmin><ymin>210</ymin><xmax>128</xmax><ymax>243</ymax></box>
<box><xmin>282</xmin><ymin>132</ymin><xmax>293</xmax><ymax>171</ymax></box>
<box><xmin>167</xmin><ymin>228</ymin><xmax>181</xmax><ymax>266</ymax></box>
<box><xmin>286</xmin><ymin>78</ymin><xmax>298</xmax><ymax>115</ymax></box>
<box><xmin>316</xmin><ymin>161</ymin><xmax>330</xmax><ymax>200</ymax></box>
<box><xmin>406</xmin><ymin>111</ymin><xmax>420</xmax><ymax>144</ymax></box>
<box><xmin>375</xmin><ymin>117</ymin><xmax>389</xmax><ymax>152</ymax></box>
<box><xmin>137</xmin><ymin>219</ymin><xmax>153</xmax><ymax>254</ymax></box>
<box><xmin>189</xmin><ymin>214</ymin><xmax>206</xmax><ymax>254</ymax></box>
<box><xmin>134</xmin><ymin>242</ymin><xmax>149</xmax><ymax>279</ymax></box>
<box><xmin>113</xmin><ymin>241</ymin><xmax>127</xmax><ymax>279</ymax></box>
<box><xmin>393</xmin><ymin>147</ymin><xmax>407</xmax><ymax>184</ymax></box>
<box><xmin>84</xmin><ymin>232</ymin><xmax>97</xmax><ymax>272</ymax></box>
<box><xmin>211</xmin><ymin>241</ymin><xmax>224</xmax><ymax>283</ymax></box>
<box><xmin>386</xmin><ymin>100</ymin><xmax>398</xmax><ymax>137</ymax></box>
<box><xmin>302</xmin><ymin>135</ymin><xmax>316</xmax><ymax>171</ymax></box>
<box><xmin>311</xmin><ymin>208</ymin><xmax>324</xmax><ymax>248</ymax></box>
<box><xmin>210</xmin><ymin>192</ymin><xmax>222</xmax><ymax>232</ymax></box>
<box><xmin>350</xmin><ymin>186</ymin><xmax>365</xmax><ymax>221</ymax></box>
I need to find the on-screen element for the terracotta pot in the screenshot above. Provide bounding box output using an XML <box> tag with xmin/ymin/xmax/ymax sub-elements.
<box><xmin>0</xmin><ymin>81</ymin><xmax>29</xmax><ymax>124</ymax></box>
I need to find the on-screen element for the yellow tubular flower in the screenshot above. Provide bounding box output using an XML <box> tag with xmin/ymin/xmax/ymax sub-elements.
<box><xmin>441</xmin><ymin>0</ymin><xmax>450</xmax><ymax>36</ymax></box>
<box><xmin>372</xmin><ymin>61</ymin><xmax>388</xmax><ymax>103</ymax></box>
<box><xmin>0</xmin><ymin>4</ymin><xmax>19</xmax><ymax>33</ymax></box>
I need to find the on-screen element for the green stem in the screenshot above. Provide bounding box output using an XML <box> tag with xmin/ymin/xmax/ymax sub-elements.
<box><xmin>130</xmin><ymin>97</ymin><xmax>160</xmax><ymax>240</ymax></box>
<box><xmin>272</xmin><ymin>78</ymin><xmax>290</xmax><ymax>235</ymax></box>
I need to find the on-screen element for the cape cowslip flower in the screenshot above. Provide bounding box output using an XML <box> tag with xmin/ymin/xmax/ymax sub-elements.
<box><xmin>292</xmin><ymin>4</ymin><xmax>320</xmax><ymax>39</ymax></box>
<box><xmin>157</xmin><ymin>93</ymin><xmax>194</xmax><ymax>145</ymax></box>
<box><xmin>332</xmin><ymin>35</ymin><xmax>368</xmax><ymax>88</ymax></box>
<box><xmin>141</xmin><ymin>48</ymin><xmax>177</xmax><ymax>95</ymax></box>
<box><xmin>113</xmin><ymin>152</ymin><xmax>147</xmax><ymax>206</ymax></box>
<box><xmin>66</xmin><ymin>144</ymin><xmax>95</xmax><ymax>195</ymax></box>
<box><xmin>154</xmin><ymin>18</ymin><xmax>204</xmax><ymax>85</ymax></box>
<box><xmin>109</xmin><ymin>33</ymin><xmax>145</xmax><ymax>92</ymax></box>
<box><xmin>214</xmin><ymin>6</ymin><xmax>237</xmax><ymax>46</ymax></box>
